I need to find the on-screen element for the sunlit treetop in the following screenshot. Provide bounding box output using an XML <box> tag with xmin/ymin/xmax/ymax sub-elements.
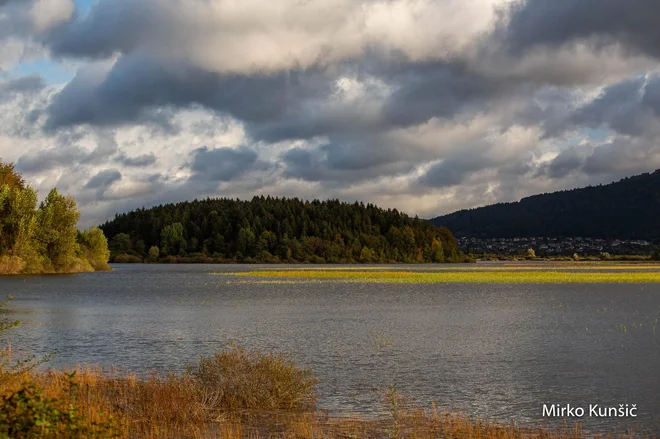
<box><xmin>0</xmin><ymin>161</ymin><xmax>25</xmax><ymax>191</ymax></box>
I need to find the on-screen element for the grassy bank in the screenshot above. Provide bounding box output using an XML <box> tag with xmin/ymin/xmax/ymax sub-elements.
<box><xmin>1</xmin><ymin>347</ymin><xmax>648</xmax><ymax>439</ymax></box>
<box><xmin>221</xmin><ymin>269</ymin><xmax>660</xmax><ymax>283</ymax></box>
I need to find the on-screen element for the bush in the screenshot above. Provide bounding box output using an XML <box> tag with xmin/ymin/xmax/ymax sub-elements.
<box><xmin>0</xmin><ymin>377</ymin><xmax>119</xmax><ymax>439</ymax></box>
<box><xmin>147</xmin><ymin>246</ymin><xmax>159</xmax><ymax>262</ymax></box>
<box><xmin>310</xmin><ymin>256</ymin><xmax>326</xmax><ymax>264</ymax></box>
<box><xmin>651</xmin><ymin>248</ymin><xmax>660</xmax><ymax>261</ymax></box>
<box><xmin>112</xmin><ymin>254</ymin><xmax>142</xmax><ymax>264</ymax></box>
<box><xmin>187</xmin><ymin>345</ymin><xmax>317</xmax><ymax>412</ymax></box>
<box><xmin>0</xmin><ymin>257</ymin><xmax>25</xmax><ymax>275</ymax></box>
<box><xmin>78</xmin><ymin>228</ymin><xmax>111</xmax><ymax>271</ymax></box>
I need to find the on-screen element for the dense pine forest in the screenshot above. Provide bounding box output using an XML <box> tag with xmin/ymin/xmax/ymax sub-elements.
<box><xmin>0</xmin><ymin>161</ymin><xmax>110</xmax><ymax>274</ymax></box>
<box><xmin>431</xmin><ymin>170</ymin><xmax>660</xmax><ymax>240</ymax></box>
<box><xmin>100</xmin><ymin>197</ymin><xmax>466</xmax><ymax>263</ymax></box>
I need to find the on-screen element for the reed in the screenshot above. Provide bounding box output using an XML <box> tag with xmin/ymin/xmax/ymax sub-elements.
<box><xmin>1</xmin><ymin>367</ymin><xmax>648</xmax><ymax>438</ymax></box>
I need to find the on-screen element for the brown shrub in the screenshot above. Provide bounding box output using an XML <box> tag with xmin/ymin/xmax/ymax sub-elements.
<box><xmin>112</xmin><ymin>254</ymin><xmax>143</xmax><ymax>263</ymax></box>
<box><xmin>0</xmin><ymin>256</ymin><xmax>25</xmax><ymax>275</ymax></box>
<box><xmin>188</xmin><ymin>345</ymin><xmax>318</xmax><ymax>413</ymax></box>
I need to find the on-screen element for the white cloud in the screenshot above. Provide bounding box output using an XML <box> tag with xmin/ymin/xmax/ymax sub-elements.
<box><xmin>30</xmin><ymin>0</ymin><xmax>75</xmax><ymax>33</ymax></box>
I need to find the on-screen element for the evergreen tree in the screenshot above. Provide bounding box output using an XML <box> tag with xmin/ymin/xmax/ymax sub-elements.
<box><xmin>100</xmin><ymin>196</ymin><xmax>466</xmax><ymax>263</ymax></box>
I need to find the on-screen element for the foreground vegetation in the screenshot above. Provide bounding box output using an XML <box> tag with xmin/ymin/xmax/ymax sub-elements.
<box><xmin>3</xmin><ymin>368</ymin><xmax>647</xmax><ymax>439</ymax></box>
<box><xmin>0</xmin><ymin>161</ymin><xmax>111</xmax><ymax>275</ymax></box>
<box><xmin>100</xmin><ymin>197</ymin><xmax>467</xmax><ymax>264</ymax></box>
<box><xmin>224</xmin><ymin>269</ymin><xmax>660</xmax><ymax>283</ymax></box>
<box><xmin>0</xmin><ymin>299</ymin><xmax>652</xmax><ymax>438</ymax></box>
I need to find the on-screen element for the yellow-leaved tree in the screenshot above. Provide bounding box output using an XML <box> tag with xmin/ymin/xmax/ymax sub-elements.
<box><xmin>0</xmin><ymin>160</ymin><xmax>110</xmax><ymax>275</ymax></box>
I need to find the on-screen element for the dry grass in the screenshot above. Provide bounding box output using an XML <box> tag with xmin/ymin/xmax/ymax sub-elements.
<box><xmin>3</xmin><ymin>369</ymin><xmax>649</xmax><ymax>439</ymax></box>
<box><xmin>1</xmin><ymin>346</ymin><xmax>318</xmax><ymax>438</ymax></box>
<box><xmin>0</xmin><ymin>348</ymin><xmax>653</xmax><ymax>438</ymax></box>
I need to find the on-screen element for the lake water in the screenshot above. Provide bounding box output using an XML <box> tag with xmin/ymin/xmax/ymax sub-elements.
<box><xmin>1</xmin><ymin>264</ymin><xmax>659</xmax><ymax>434</ymax></box>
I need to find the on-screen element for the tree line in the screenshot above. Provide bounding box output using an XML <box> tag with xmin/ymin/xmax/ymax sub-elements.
<box><xmin>0</xmin><ymin>161</ymin><xmax>110</xmax><ymax>275</ymax></box>
<box><xmin>100</xmin><ymin>197</ymin><xmax>467</xmax><ymax>264</ymax></box>
<box><xmin>431</xmin><ymin>170</ymin><xmax>660</xmax><ymax>241</ymax></box>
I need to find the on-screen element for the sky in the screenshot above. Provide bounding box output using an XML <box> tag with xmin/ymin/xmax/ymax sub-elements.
<box><xmin>2</xmin><ymin>0</ymin><xmax>660</xmax><ymax>228</ymax></box>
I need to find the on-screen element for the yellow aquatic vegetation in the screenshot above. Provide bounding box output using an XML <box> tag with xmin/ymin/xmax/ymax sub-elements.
<box><xmin>223</xmin><ymin>263</ymin><xmax>660</xmax><ymax>272</ymax></box>
<box><xmin>221</xmin><ymin>270</ymin><xmax>660</xmax><ymax>283</ymax></box>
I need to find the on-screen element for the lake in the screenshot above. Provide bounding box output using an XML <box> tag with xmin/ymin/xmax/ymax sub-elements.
<box><xmin>1</xmin><ymin>263</ymin><xmax>659</xmax><ymax>434</ymax></box>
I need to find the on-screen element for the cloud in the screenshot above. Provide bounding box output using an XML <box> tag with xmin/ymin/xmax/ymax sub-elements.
<box><xmin>552</xmin><ymin>74</ymin><xmax>660</xmax><ymax>137</ymax></box>
<box><xmin>49</xmin><ymin>0</ymin><xmax>501</xmax><ymax>73</ymax></box>
<box><xmin>570</xmin><ymin>77</ymin><xmax>648</xmax><ymax>136</ymax></box>
<box><xmin>117</xmin><ymin>152</ymin><xmax>157</xmax><ymax>167</ymax></box>
<box><xmin>505</xmin><ymin>0</ymin><xmax>660</xmax><ymax>60</ymax></box>
<box><xmin>0</xmin><ymin>74</ymin><xmax>45</xmax><ymax>101</ymax></box>
<box><xmin>30</xmin><ymin>0</ymin><xmax>75</xmax><ymax>33</ymax></box>
<box><xmin>5</xmin><ymin>0</ymin><xmax>660</xmax><ymax>230</ymax></box>
<box><xmin>0</xmin><ymin>0</ymin><xmax>74</xmax><ymax>41</ymax></box>
<box><xmin>189</xmin><ymin>146</ymin><xmax>264</xmax><ymax>182</ymax></box>
<box><xmin>537</xmin><ymin>146</ymin><xmax>590</xmax><ymax>179</ymax></box>
<box><xmin>85</xmin><ymin>168</ymin><xmax>122</xmax><ymax>190</ymax></box>
<box><xmin>15</xmin><ymin>144</ymin><xmax>86</xmax><ymax>173</ymax></box>
<box><xmin>380</xmin><ymin>62</ymin><xmax>508</xmax><ymax>128</ymax></box>
<box><xmin>43</xmin><ymin>56</ymin><xmax>333</xmax><ymax>131</ymax></box>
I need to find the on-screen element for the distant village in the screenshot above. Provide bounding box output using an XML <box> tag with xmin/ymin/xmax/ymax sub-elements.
<box><xmin>456</xmin><ymin>236</ymin><xmax>655</xmax><ymax>257</ymax></box>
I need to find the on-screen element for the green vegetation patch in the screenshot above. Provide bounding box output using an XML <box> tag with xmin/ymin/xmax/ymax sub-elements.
<box><xmin>0</xmin><ymin>161</ymin><xmax>111</xmax><ymax>275</ymax></box>
<box><xmin>224</xmin><ymin>270</ymin><xmax>660</xmax><ymax>283</ymax></box>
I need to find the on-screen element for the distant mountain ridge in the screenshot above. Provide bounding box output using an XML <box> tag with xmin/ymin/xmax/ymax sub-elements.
<box><xmin>429</xmin><ymin>170</ymin><xmax>660</xmax><ymax>241</ymax></box>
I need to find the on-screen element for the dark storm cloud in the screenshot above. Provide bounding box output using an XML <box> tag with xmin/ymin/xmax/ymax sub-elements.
<box><xmin>15</xmin><ymin>145</ymin><xmax>86</xmax><ymax>173</ymax></box>
<box><xmin>0</xmin><ymin>0</ymin><xmax>40</xmax><ymax>40</ymax></box>
<box><xmin>641</xmin><ymin>78</ymin><xmax>660</xmax><ymax>116</ymax></box>
<box><xmin>381</xmin><ymin>62</ymin><xmax>506</xmax><ymax>128</ymax></box>
<box><xmin>417</xmin><ymin>139</ymin><xmax>523</xmax><ymax>189</ymax></box>
<box><xmin>189</xmin><ymin>146</ymin><xmax>263</xmax><ymax>182</ymax></box>
<box><xmin>0</xmin><ymin>74</ymin><xmax>45</xmax><ymax>100</ymax></box>
<box><xmin>505</xmin><ymin>0</ymin><xmax>660</xmax><ymax>59</ymax></box>
<box><xmin>282</xmin><ymin>135</ymin><xmax>423</xmax><ymax>183</ymax></box>
<box><xmin>418</xmin><ymin>148</ymin><xmax>493</xmax><ymax>189</ymax></box>
<box><xmin>117</xmin><ymin>152</ymin><xmax>157</xmax><ymax>167</ymax></box>
<box><xmin>555</xmin><ymin>75</ymin><xmax>660</xmax><ymax>137</ymax></box>
<box><xmin>570</xmin><ymin>77</ymin><xmax>647</xmax><ymax>136</ymax></box>
<box><xmin>243</xmin><ymin>59</ymin><xmax>515</xmax><ymax>145</ymax></box>
<box><xmin>418</xmin><ymin>162</ymin><xmax>467</xmax><ymax>188</ymax></box>
<box><xmin>85</xmin><ymin>169</ymin><xmax>122</xmax><ymax>189</ymax></box>
<box><xmin>582</xmin><ymin>138</ymin><xmax>660</xmax><ymax>176</ymax></box>
<box><xmin>537</xmin><ymin>147</ymin><xmax>588</xmax><ymax>179</ymax></box>
<box><xmin>532</xmin><ymin>136</ymin><xmax>660</xmax><ymax>181</ymax></box>
<box><xmin>48</xmin><ymin>0</ymin><xmax>157</xmax><ymax>58</ymax></box>
<box><xmin>44</xmin><ymin>55</ymin><xmax>332</xmax><ymax>132</ymax></box>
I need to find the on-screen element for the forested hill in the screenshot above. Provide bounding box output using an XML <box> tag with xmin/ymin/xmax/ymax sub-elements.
<box><xmin>99</xmin><ymin>197</ymin><xmax>465</xmax><ymax>263</ymax></box>
<box><xmin>430</xmin><ymin>170</ymin><xmax>660</xmax><ymax>240</ymax></box>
